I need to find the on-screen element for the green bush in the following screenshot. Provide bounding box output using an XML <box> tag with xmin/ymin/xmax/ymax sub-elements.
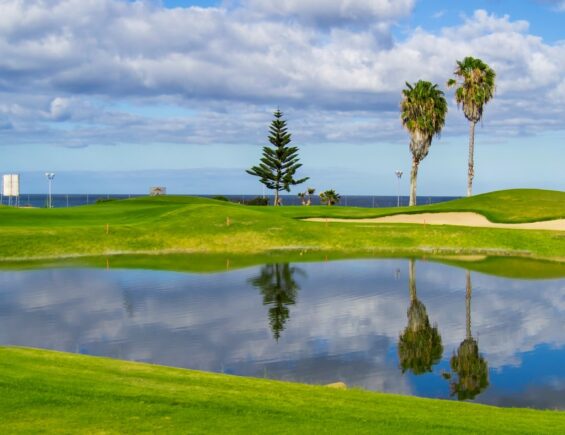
<box><xmin>242</xmin><ymin>197</ymin><xmax>269</xmax><ymax>206</ymax></box>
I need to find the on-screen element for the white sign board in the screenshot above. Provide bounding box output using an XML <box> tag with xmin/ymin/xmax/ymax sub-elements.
<box><xmin>3</xmin><ymin>174</ymin><xmax>20</xmax><ymax>197</ymax></box>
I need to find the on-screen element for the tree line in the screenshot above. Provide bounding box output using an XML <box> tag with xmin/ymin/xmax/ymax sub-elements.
<box><xmin>247</xmin><ymin>56</ymin><xmax>496</xmax><ymax>206</ymax></box>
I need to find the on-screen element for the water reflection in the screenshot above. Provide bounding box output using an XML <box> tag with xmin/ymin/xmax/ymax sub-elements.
<box><xmin>448</xmin><ymin>271</ymin><xmax>489</xmax><ymax>400</ymax></box>
<box><xmin>0</xmin><ymin>259</ymin><xmax>563</xmax><ymax>409</ymax></box>
<box><xmin>398</xmin><ymin>259</ymin><xmax>443</xmax><ymax>375</ymax></box>
<box><xmin>249</xmin><ymin>264</ymin><xmax>303</xmax><ymax>340</ymax></box>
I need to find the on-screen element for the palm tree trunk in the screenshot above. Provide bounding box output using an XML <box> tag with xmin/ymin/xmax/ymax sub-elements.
<box><xmin>409</xmin><ymin>157</ymin><xmax>418</xmax><ymax>206</ymax></box>
<box><xmin>466</xmin><ymin>270</ymin><xmax>472</xmax><ymax>340</ymax></box>
<box><xmin>409</xmin><ymin>259</ymin><xmax>416</xmax><ymax>302</ymax></box>
<box><xmin>467</xmin><ymin>121</ymin><xmax>476</xmax><ymax>197</ymax></box>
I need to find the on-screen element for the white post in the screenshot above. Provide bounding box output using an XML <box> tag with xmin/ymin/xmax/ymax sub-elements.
<box><xmin>45</xmin><ymin>173</ymin><xmax>55</xmax><ymax>208</ymax></box>
<box><xmin>395</xmin><ymin>170</ymin><xmax>403</xmax><ymax>207</ymax></box>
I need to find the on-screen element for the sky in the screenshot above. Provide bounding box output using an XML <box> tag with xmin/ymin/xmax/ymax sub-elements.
<box><xmin>0</xmin><ymin>0</ymin><xmax>564</xmax><ymax>195</ymax></box>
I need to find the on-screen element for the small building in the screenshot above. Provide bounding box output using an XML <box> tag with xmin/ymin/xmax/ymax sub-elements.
<box><xmin>149</xmin><ymin>186</ymin><xmax>167</xmax><ymax>196</ymax></box>
<box><xmin>2</xmin><ymin>174</ymin><xmax>20</xmax><ymax>206</ymax></box>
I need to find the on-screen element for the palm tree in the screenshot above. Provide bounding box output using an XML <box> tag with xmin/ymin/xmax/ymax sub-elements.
<box><xmin>447</xmin><ymin>57</ymin><xmax>496</xmax><ymax>197</ymax></box>
<box><xmin>298</xmin><ymin>187</ymin><xmax>316</xmax><ymax>205</ymax></box>
<box><xmin>398</xmin><ymin>259</ymin><xmax>443</xmax><ymax>374</ymax></box>
<box><xmin>307</xmin><ymin>187</ymin><xmax>316</xmax><ymax>206</ymax></box>
<box><xmin>319</xmin><ymin>189</ymin><xmax>341</xmax><ymax>206</ymax></box>
<box><xmin>401</xmin><ymin>81</ymin><xmax>448</xmax><ymax>206</ymax></box>
<box><xmin>449</xmin><ymin>271</ymin><xmax>489</xmax><ymax>400</ymax></box>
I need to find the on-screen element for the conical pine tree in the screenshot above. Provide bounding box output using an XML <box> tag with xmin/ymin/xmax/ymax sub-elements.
<box><xmin>246</xmin><ymin>110</ymin><xmax>309</xmax><ymax>206</ymax></box>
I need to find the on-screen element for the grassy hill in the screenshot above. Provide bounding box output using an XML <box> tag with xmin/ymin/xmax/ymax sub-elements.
<box><xmin>0</xmin><ymin>189</ymin><xmax>563</xmax><ymax>261</ymax></box>
<box><xmin>257</xmin><ymin>189</ymin><xmax>565</xmax><ymax>222</ymax></box>
<box><xmin>1</xmin><ymin>347</ymin><xmax>564</xmax><ymax>434</ymax></box>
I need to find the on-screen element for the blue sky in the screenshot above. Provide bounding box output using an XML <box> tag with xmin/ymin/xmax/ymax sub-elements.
<box><xmin>0</xmin><ymin>0</ymin><xmax>563</xmax><ymax>195</ymax></box>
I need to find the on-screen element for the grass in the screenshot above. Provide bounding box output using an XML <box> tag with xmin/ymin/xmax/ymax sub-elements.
<box><xmin>261</xmin><ymin>188</ymin><xmax>565</xmax><ymax>222</ymax></box>
<box><xmin>1</xmin><ymin>347</ymin><xmax>564</xmax><ymax>434</ymax></box>
<box><xmin>2</xmin><ymin>252</ymin><xmax>565</xmax><ymax>279</ymax></box>
<box><xmin>0</xmin><ymin>189</ymin><xmax>563</xmax><ymax>262</ymax></box>
<box><xmin>1</xmin><ymin>192</ymin><xmax>563</xmax><ymax>432</ymax></box>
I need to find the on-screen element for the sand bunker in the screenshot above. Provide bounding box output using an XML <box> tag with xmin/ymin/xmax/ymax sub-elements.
<box><xmin>306</xmin><ymin>212</ymin><xmax>565</xmax><ymax>231</ymax></box>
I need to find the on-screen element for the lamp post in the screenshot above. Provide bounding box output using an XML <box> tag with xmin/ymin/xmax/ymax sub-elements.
<box><xmin>45</xmin><ymin>172</ymin><xmax>55</xmax><ymax>208</ymax></box>
<box><xmin>395</xmin><ymin>170</ymin><xmax>403</xmax><ymax>207</ymax></box>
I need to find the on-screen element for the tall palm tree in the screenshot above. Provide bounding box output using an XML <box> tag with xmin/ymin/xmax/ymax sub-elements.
<box><xmin>401</xmin><ymin>81</ymin><xmax>448</xmax><ymax>206</ymax></box>
<box><xmin>447</xmin><ymin>57</ymin><xmax>496</xmax><ymax>197</ymax></box>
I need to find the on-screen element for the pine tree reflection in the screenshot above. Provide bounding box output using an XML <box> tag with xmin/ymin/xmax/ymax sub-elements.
<box><xmin>249</xmin><ymin>264</ymin><xmax>303</xmax><ymax>341</ymax></box>
<box><xmin>449</xmin><ymin>271</ymin><xmax>489</xmax><ymax>400</ymax></box>
<box><xmin>398</xmin><ymin>259</ymin><xmax>443</xmax><ymax>374</ymax></box>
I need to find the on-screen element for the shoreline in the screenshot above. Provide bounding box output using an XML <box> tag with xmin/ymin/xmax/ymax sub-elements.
<box><xmin>1</xmin><ymin>247</ymin><xmax>564</xmax><ymax>264</ymax></box>
<box><xmin>1</xmin><ymin>346</ymin><xmax>564</xmax><ymax>433</ymax></box>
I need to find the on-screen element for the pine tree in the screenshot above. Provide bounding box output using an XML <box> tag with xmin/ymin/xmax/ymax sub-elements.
<box><xmin>246</xmin><ymin>110</ymin><xmax>308</xmax><ymax>206</ymax></box>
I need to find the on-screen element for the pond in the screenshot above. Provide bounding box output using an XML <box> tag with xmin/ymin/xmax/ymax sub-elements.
<box><xmin>0</xmin><ymin>258</ymin><xmax>564</xmax><ymax>409</ymax></box>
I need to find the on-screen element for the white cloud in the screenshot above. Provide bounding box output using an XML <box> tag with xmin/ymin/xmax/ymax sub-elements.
<box><xmin>432</xmin><ymin>10</ymin><xmax>446</xmax><ymax>19</ymax></box>
<box><xmin>241</xmin><ymin>0</ymin><xmax>415</xmax><ymax>26</ymax></box>
<box><xmin>48</xmin><ymin>97</ymin><xmax>72</xmax><ymax>121</ymax></box>
<box><xmin>538</xmin><ymin>0</ymin><xmax>565</xmax><ymax>11</ymax></box>
<box><xmin>0</xmin><ymin>2</ymin><xmax>563</xmax><ymax>147</ymax></box>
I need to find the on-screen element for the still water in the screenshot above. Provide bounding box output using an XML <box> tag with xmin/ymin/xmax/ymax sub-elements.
<box><xmin>0</xmin><ymin>259</ymin><xmax>563</xmax><ymax>409</ymax></box>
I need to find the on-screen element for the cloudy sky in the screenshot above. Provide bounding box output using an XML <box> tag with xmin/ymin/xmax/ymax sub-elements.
<box><xmin>0</xmin><ymin>0</ymin><xmax>563</xmax><ymax>195</ymax></box>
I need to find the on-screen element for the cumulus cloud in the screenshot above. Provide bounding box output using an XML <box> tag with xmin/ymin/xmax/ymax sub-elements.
<box><xmin>241</xmin><ymin>0</ymin><xmax>415</xmax><ymax>26</ymax></box>
<box><xmin>0</xmin><ymin>1</ymin><xmax>563</xmax><ymax>147</ymax></box>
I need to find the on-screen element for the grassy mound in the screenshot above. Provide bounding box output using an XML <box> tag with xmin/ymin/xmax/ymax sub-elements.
<box><xmin>261</xmin><ymin>189</ymin><xmax>565</xmax><ymax>222</ymax></box>
<box><xmin>1</xmin><ymin>347</ymin><xmax>564</xmax><ymax>434</ymax></box>
<box><xmin>0</xmin><ymin>189</ymin><xmax>563</xmax><ymax>260</ymax></box>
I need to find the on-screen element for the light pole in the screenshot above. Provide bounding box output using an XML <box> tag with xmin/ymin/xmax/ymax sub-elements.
<box><xmin>45</xmin><ymin>172</ymin><xmax>55</xmax><ymax>208</ymax></box>
<box><xmin>395</xmin><ymin>170</ymin><xmax>403</xmax><ymax>207</ymax></box>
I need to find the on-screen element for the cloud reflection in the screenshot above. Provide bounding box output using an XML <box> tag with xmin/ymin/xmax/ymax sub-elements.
<box><xmin>0</xmin><ymin>259</ymin><xmax>563</xmax><ymax>409</ymax></box>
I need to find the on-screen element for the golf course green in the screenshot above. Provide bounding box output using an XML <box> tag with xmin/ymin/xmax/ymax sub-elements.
<box><xmin>0</xmin><ymin>189</ymin><xmax>564</xmax><ymax>261</ymax></box>
<box><xmin>1</xmin><ymin>188</ymin><xmax>564</xmax><ymax>433</ymax></box>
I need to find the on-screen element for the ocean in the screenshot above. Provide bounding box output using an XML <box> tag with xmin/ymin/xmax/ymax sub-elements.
<box><xmin>1</xmin><ymin>194</ymin><xmax>459</xmax><ymax>209</ymax></box>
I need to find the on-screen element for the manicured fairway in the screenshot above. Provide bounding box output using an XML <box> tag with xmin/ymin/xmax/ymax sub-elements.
<box><xmin>1</xmin><ymin>347</ymin><xmax>564</xmax><ymax>434</ymax></box>
<box><xmin>262</xmin><ymin>188</ymin><xmax>565</xmax><ymax>222</ymax></box>
<box><xmin>0</xmin><ymin>189</ymin><xmax>563</xmax><ymax>261</ymax></box>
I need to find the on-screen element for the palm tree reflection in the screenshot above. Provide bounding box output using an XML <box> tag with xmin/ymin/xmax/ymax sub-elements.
<box><xmin>249</xmin><ymin>264</ymin><xmax>303</xmax><ymax>341</ymax></box>
<box><xmin>398</xmin><ymin>259</ymin><xmax>443</xmax><ymax>375</ymax></box>
<box><xmin>449</xmin><ymin>271</ymin><xmax>489</xmax><ymax>400</ymax></box>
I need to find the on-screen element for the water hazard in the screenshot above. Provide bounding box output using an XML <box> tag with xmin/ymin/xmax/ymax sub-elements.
<box><xmin>0</xmin><ymin>259</ymin><xmax>563</xmax><ymax>409</ymax></box>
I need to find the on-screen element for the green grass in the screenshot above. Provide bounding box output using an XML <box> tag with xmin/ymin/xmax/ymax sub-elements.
<box><xmin>258</xmin><ymin>189</ymin><xmax>565</xmax><ymax>222</ymax></box>
<box><xmin>1</xmin><ymin>347</ymin><xmax>564</xmax><ymax>434</ymax></box>
<box><xmin>2</xmin><ymin>252</ymin><xmax>565</xmax><ymax>279</ymax></box>
<box><xmin>0</xmin><ymin>189</ymin><xmax>563</xmax><ymax>261</ymax></box>
<box><xmin>437</xmin><ymin>255</ymin><xmax>565</xmax><ymax>279</ymax></box>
